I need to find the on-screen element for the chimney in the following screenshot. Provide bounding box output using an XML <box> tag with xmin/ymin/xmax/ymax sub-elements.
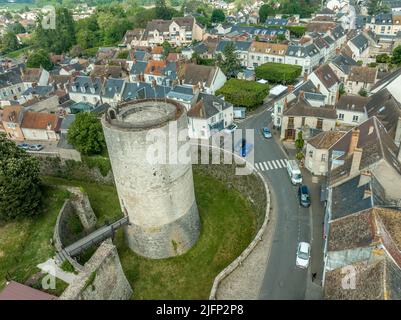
<box><xmin>299</xmin><ymin>90</ymin><xmax>305</xmax><ymax>98</ymax></box>
<box><xmin>303</xmin><ymin>72</ymin><xmax>308</xmax><ymax>82</ymax></box>
<box><xmin>358</xmin><ymin>170</ymin><xmax>371</xmax><ymax>187</ymax></box>
<box><xmin>350</xmin><ymin>147</ymin><xmax>363</xmax><ymax>176</ymax></box>
<box><xmin>348</xmin><ymin>128</ymin><xmax>360</xmax><ymax>154</ymax></box>
<box><xmin>284</xmin><ymin>97</ymin><xmax>288</xmax><ymax>109</ymax></box>
<box><xmin>317</xmin><ymin>83</ymin><xmax>321</xmax><ymax>92</ymax></box>
<box><xmin>287</xmin><ymin>85</ymin><xmax>294</xmax><ymax>93</ymax></box>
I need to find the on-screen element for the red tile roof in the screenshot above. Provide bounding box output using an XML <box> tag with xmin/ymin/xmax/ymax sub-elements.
<box><xmin>0</xmin><ymin>281</ymin><xmax>57</xmax><ymax>300</ymax></box>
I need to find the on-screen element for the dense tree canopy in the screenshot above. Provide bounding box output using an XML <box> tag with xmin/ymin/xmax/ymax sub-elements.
<box><xmin>0</xmin><ymin>134</ymin><xmax>42</xmax><ymax>221</ymax></box>
<box><xmin>34</xmin><ymin>7</ymin><xmax>76</xmax><ymax>54</ymax></box>
<box><xmin>67</xmin><ymin>113</ymin><xmax>106</xmax><ymax>155</ymax></box>
<box><xmin>259</xmin><ymin>4</ymin><xmax>275</xmax><ymax>23</ymax></box>
<box><xmin>1</xmin><ymin>32</ymin><xmax>20</xmax><ymax>54</ymax></box>
<box><xmin>255</xmin><ymin>62</ymin><xmax>302</xmax><ymax>84</ymax></box>
<box><xmin>392</xmin><ymin>45</ymin><xmax>401</xmax><ymax>65</ymax></box>
<box><xmin>211</xmin><ymin>9</ymin><xmax>225</xmax><ymax>23</ymax></box>
<box><xmin>218</xmin><ymin>42</ymin><xmax>242</xmax><ymax>77</ymax></box>
<box><xmin>216</xmin><ymin>79</ymin><xmax>269</xmax><ymax>109</ymax></box>
<box><xmin>26</xmin><ymin>49</ymin><xmax>53</xmax><ymax>70</ymax></box>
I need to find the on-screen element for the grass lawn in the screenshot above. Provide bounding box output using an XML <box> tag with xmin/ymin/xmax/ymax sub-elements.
<box><xmin>0</xmin><ymin>185</ymin><xmax>69</xmax><ymax>290</ymax></box>
<box><xmin>116</xmin><ymin>172</ymin><xmax>256</xmax><ymax>299</ymax></box>
<box><xmin>0</xmin><ymin>172</ymin><xmax>257</xmax><ymax>299</ymax></box>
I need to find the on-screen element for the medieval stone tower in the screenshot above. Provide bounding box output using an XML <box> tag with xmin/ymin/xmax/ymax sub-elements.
<box><xmin>101</xmin><ymin>99</ymin><xmax>200</xmax><ymax>259</ymax></box>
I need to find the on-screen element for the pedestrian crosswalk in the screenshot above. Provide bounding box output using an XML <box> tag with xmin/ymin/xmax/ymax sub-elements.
<box><xmin>254</xmin><ymin>159</ymin><xmax>288</xmax><ymax>172</ymax></box>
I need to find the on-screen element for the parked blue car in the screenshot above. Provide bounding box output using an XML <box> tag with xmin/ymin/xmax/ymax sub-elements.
<box><xmin>262</xmin><ymin>127</ymin><xmax>272</xmax><ymax>139</ymax></box>
<box><xmin>235</xmin><ymin>139</ymin><xmax>253</xmax><ymax>157</ymax></box>
<box><xmin>17</xmin><ymin>143</ymin><xmax>30</xmax><ymax>150</ymax></box>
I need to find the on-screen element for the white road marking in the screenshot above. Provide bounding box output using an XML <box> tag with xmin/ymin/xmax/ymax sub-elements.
<box><xmin>271</xmin><ymin>161</ymin><xmax>277</xmax><ymax>169</ymax></box>
<box><xmin>263</xmin><ymin>162</ymin><xmax>269</xmax><ymax>170</ymax></box>
<box><xmin>280</xmin><ymin>159</ymin><xmax>287</xmax><ymax>167</ymax></box>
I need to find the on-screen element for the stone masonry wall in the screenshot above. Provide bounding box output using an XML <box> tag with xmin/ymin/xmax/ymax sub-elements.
<box><xmin>60</xmin><ymin>239</ymin><xmax>133</xmax><ymax>300</ymax></box>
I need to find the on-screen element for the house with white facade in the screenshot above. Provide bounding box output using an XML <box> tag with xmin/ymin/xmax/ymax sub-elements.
<box><xmin>67</xmin><ymin>76</ymin><xmax>103</xmax><ymax>105</ymax></box>
<box><xmin>187</xmin><ymin>93</ymin><xmax>234</xmax><ymax>139</ymax></box>
<box><xmin>305</xmin><ymin>130</ymin><xmax>346</xmax><ymax>176</ymax></box>
<box><xmin>285</xmin><ymin>44</ymin><xmax>321</xmax><ymax>74</ymax></box>
<box><xmin>309</xmin><ymin>64</ymin><xmax>340</xmax><ymax>105</ymax></box>
<box><xmin>180</xmin><ymin>63</ymin><xmax>226</xmax><ymax>95</ymax></box>
<box><xmin>247</xmin><ymin>41</ymin><xmax>287</xmax><ymax>68</ymax></box>
<box><xmin>335</xmin><ymin>95</ymin><xmax>369</xmax><ymax>126</ymax></box>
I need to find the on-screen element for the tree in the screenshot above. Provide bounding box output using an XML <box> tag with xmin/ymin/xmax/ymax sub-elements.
<box><xmin>34</xmin><ymin>7</ymin><xmax>76</xmax><ymax>54</ymax></box>
<box><xmin>7</xmin><ymin>22</ymin><xmax>26</xmax><ymax>34</ymax></box>
<box><xmin>26</xmin><ymin>49</ymin><xmax>53</xmax><ymax>70</ymax></box>
<box><xmin>367</xmin><ymin>0</ymin><xmax>390</xmax><ymax>15</ymax></box>
<box><xmin>295</xmin><ymin>131</ymin><xmax>304</xmax><ymax>151</ymax></box>
<box><xmin>1</xmin><ymin>32</ymin><xmax>20</xmax><ymax>54</ymax></box>
<box><xmin>359</xmin><ymin>88</ymin><xmax>368</xmax><ymax>97</ymax></box>
<box><xmin>67</xmin><ymin>113</ymin><xmax>106</xmax><ymax>155</ymax></box>
<box><xmin>376</xmin><ymin>53</ymin><xmax>391</xmax><ymax>64</ymax></box>
<box><xmin>211</xmin><ymin>9</ymin><xmax>225</xmax><ymax>23</ymax></box>
<box><xmin>0</xmin><ymin>134</ymin><xmax>42</xmax><ymax>221</ymax></box>
<box><xmin>162</xmin><ymin>40</ymin><xmax>172</xmax><ymax>58</ymax></box>
<box><xmin>259</xmin><ymin>4</ymin><xmax>275</xmax><ymax>23</ymax></box>
<box><xmin>255</xmin><ymin>62</ymin><xmax>302</xmax><ymax>84</ymax></box>
<box><xmin>218</xmin><ymin>42</ymin><xmax>242</xmax><ymax>77</ymax></box>
<box><xmin>216</xmin><ymin>79</ymin><xmax>269</xmax><ymax>109</ymax></box>
<box><xmin>392</xmin><ymin>45</ymin><xmax>401</xmax><ymax>65</ymax></box>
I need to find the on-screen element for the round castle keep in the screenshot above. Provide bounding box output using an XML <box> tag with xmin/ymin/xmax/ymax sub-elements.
<box><xmin>101</xmin><ymin>99</ymin><xmax>200</xmax><ymax>259</ymax></box>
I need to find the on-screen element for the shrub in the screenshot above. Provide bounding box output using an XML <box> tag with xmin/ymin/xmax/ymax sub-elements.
<box><xmin>216</xmin><ymin>79</ymin><xmax>269</xmax><ymax>109</ymax></box>
<box><xmin>0</xmin><ymin>134</ymin><xmax>42</xmax><ymax>221</ymax></box>
<box><xmin>255</xmin><ymin>62</ymin><xmax>302</xmax><ymax>84</ymax></box>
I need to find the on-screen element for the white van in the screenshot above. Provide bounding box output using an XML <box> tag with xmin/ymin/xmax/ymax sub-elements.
<box><xmin>287</xmin><ymin>160</ymin><xmax>302</xmax><ymax>185</ymax></box>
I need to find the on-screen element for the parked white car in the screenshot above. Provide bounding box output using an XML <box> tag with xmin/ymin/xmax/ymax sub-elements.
<box><xmin>296</xmin><ymin>242</ymin><xmax>311</xmax><ymax>269</ymax></box>
<box><xmin>223</xmin><ymin>123</ymin><xmax>238</xmax><ymax>134</ymax></box>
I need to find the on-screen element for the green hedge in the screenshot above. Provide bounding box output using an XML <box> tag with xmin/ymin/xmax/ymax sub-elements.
<box><xmin>255</xmin><ymin>62</ymin><xmax>302</xmax><ymax>84</ymax></box>
<box><xmin>216</xmin><ymin>79</ymin><xmax>269</xmax><ymax>109</ymax></box>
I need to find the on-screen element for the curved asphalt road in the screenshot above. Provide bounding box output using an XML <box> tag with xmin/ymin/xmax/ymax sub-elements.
<box><xmin>238</xmin><ymin>108</ymin><xmax>311</xmax><ymax>300</ymax></box>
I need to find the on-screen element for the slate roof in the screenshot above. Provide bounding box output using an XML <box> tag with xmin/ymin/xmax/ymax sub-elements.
<box><xmin>166</xmin><ymin>85</ymin><xmax>195</xmax><ymax>102</ymax></box>
<box><xmin>286</xmin><ymin>44</ymin><xmax>320</xmax><ymax>58</ymax></box>
<box><xmin>22</xmin><ymin>68</ymin><xmax>42</xmax><ymax>83</ymax></box>
<box><xmin>181</xmin><ymin>63</ymin><xmax>218</xmax><ymax>88</ymax></box>
<box><xmin>265</xmin><ymin>18</ymin><xmax>288</xmax><ymax>26</ymax></box>
<box><xmin>313</xmin><ymin>64</ymin><xmax>339</xmax><ymax>89</ymax></box>
<box><xmin>335</xmin><ymin>95</ymin><xmax>368</xmax><ymax>112</ymax></box>
<box><xmin>68</xmin><ymin>76</ymin><xmax>103</xmax><ymax>95</ymax></box>
<box><xmin>121</xmin><ymin>82</ymin><xmax>171</xmax><ymax>101</ymax></box>
<box><xmin>60</xmin><ymin>114</ymin><xmax>76</xmax><ymax>131</ymax></box>
<box><xmin>365</xmin><ymin>89</ymin><xmax>401</xmax><ymax>140</ymax></box>
<box><xmin>102</xmin><ymin>78</ymin><xmax>125</xmax><ymax>98</ymax></box>
<box><xmin>130</xmin><ymin>61</ymin><xmax>148</xmax><ymax>75</ymax></box>
<box><xmin>349</xmin><ymin>33</ymin><xmax>369</xmax><ymax>53</ymax></box>
<box><xmin>215</xmin><ymin>40</ymin><xmax>252</xmax><ymax>53</ymax></box>
<box><xmin>324</xmin><ymin>257</ymin><xmax>401</xmax><ymax>300</ymax></box>
<box><xmin>371</xmin><ymin>67</ymin><xmax>401</xmax><ymax>91</ymax></box>
<box><xmin>329</xmin><ymin>117</ymin><xmax>401</xmax><ymax>184</ymax></box>
<box><xmin>284</xmin><ymin>97</ymin><xmax>337</xmax><ymax>119</ymax></box>
<box><xmin>331</xmin><ymin>54</ymin><xmax>358</xmax><ymax>75</ymax></box>
<box><xmin>187</xmin><ymin>93</ymin><xmax>232</xmax><ymax>119</ymax></box>
<box><xmin>373</xmin><ymin>13</ymin><xmax>393</xmax><ymax>25</ymax></box>
<box><xmin>0</xmin><ymin>69</ymin><xmax>22</xmax><ymax>88</ymax></box>
<box><xmin>348</xmin><ymin>66</ymin><xmax>378</xmax><ymax>83</ymax></box>
<box><xmin>308</xmin><ymin>130</ymin><xmax>346</xmax><ymax>150</ymax></box>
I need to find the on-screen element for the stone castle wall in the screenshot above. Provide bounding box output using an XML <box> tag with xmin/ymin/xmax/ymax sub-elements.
<box><xmin>60</xmin><ymin>239</ymin><xmax>133</xmax><ymax>300</ymax></box>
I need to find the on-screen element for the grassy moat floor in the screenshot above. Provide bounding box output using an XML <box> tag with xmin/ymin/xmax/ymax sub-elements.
<box><xmin>0</xmin><ymin>172</ymin><xmax>256</xmax><ymax>299</ymax></box>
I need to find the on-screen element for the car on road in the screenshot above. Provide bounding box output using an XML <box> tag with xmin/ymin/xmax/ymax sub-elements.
<box><xmin>17</xmin><ymin>143</ymin><xmax>30</xmax><ymax>150</ymax></box>
<box><xmin>261</xmin><ymin>127</ymin><xmax>272</xmax><ymax>139</ymax></box>
<box><xmin>224</xmin><ymin>123</ymin><xmax>238</xmax><ymax>134</ymax></box>
<box><xmin>298</xmin><ymin>185</ymin><xmax>311</xmax><ymax>208</ymax></box>
<box><xmin>296</xmin><ymin>242</ymin><xmax>311</xmax><ymax>269</ymax></box>
<box><xmin>235</xmin><ymin>139</ymin><xmax>253</xmax><ymax>157</ymax></box>
<box><xmin>28</xmin><ymin>144</ymin><xmax>44</xmax><ymax>151</ymax></box>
